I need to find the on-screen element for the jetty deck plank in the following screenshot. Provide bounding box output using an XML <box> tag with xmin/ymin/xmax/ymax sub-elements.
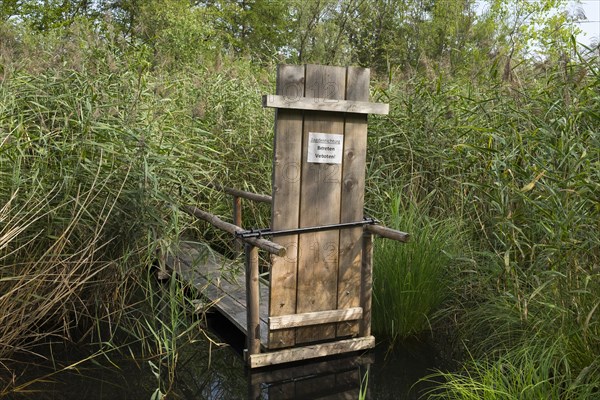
<box><xmin>167</xmin><ymin>241</ymin><xmax>269</xmax><ymax>346</ymax></box>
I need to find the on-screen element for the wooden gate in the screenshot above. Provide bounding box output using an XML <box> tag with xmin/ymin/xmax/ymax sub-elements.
<box><xmin>265</xmin><ymin>64</ymin><xmax>389</xmax><ymax>352</ymax></box>
<box><xmin>174</xmin><ymin>64</ymin><xmax>408</xmax><ymax>369</ymax></box>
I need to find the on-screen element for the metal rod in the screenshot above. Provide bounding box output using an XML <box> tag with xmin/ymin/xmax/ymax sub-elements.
<box><xmin>235</xmin><ymin>218</ymin><xmax>379</xmax><ymax>239</ymax></box>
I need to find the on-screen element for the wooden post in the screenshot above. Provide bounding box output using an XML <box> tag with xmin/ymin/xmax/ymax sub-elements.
<box><xmin>360</xmin><ymin>232</ymin><xmax>373</xmax><ymax>337</ymax></box>
<box><xmin>233</xmin><ymin>195</ymin><xmax>242</xmax><ymax>254</ymax></box>
<box><xmin>245</xmin><ymin>244</ymin><xmax>261</xmax><ymax>357</ymax></box>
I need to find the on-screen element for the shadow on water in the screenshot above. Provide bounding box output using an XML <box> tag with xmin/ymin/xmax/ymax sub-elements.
<box><xmin>4</xmin><ymin>313</ymin><xmax>448</xmax><ymax>399</ymax></box>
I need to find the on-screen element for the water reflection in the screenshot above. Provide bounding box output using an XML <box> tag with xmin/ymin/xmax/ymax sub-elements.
<box><xmin>248</xmin><ymin>354</ymin><xmax>371</xmax><ymax>400</ymax></box>
<box><xmin>5</xmin><ymin>314</ymin><xmax>445</xmax><ymax>399</ymax></box>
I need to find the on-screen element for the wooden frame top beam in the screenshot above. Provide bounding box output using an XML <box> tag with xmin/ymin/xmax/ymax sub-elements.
<box><xmin>263</xmin><ymin>95</ymin><xmax>389</xmax><ymax>115</ymax></box>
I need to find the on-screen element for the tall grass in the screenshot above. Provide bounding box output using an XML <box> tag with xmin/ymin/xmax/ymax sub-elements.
<box><xmin>428</xmin><ymin>269</ymin><xmax>600</xmax><ymax>399</ymax></box>
<box><xmin>372</xmin><ymin>195</ymin><xmax>464</xmax><ymax>343</ymax></box>
<box><xmin>366</xmin><ymin>41</ymin><xmax>599</xmax><ymax>397</ymax></box>
<box><xmin>398</xmin><ymin>55</ymin><xmax>597</xmax><ymax>400</ymax></box>
<box><xmin>0</xmin><ymin>14</ymin><xmax>282</xmax><ymax>393</ymax></box>
<box><xmin>1</xmin><ymin>13</ymin><xmax>598</xmax><ymax>399</ymax></box>
<box><xmin>0</xmin><ymin>19</ymin><xmax>274</xmax><ymax>393</ymax></box>
<box><xmin>428</xmin><ymin>342</ymin><xmax>598</xmax><ymax>400</ymax></box>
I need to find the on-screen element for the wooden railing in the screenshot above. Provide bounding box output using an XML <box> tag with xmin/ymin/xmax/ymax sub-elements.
<box><xmin>181</xmin><ymin>205</ymin><xmax>284</xmax><ymax>257</ymax></box>
<box><xmin>182</xmin><ymin>184</ymin><xmax>279</xmax><ymax>357</ymax></box>
<box><xmin>197</xmin><ymin>183</ymin><xmax>409</xmax><ymax>243</ymax></box>
<box><xmin>204</xmin><ymin>183</ymin><xmax>272</xmax><ymax>253</ymax></box>
<box><xmin>181</xmin><ymin>183</ymin><xmax>410</xmax><ymax>360</ymax></box>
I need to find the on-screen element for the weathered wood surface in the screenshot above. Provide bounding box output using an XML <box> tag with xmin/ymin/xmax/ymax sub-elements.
<box><xmin>269</xmin><ymin>64</ymin><xmax>305</xmax><ymax>349</ymax></box>
<box><xmin>263</xmin><ymin>94</ymin><xmax>389</xmax><ymax>115</ymax></box>
<box><xmin>268</xmin><ymin>307</ymin><xmax>362</xmax><ymax>331</ymax></box>
<box><xmin>166</xmin><ymin>241</ymin><xmax>269</xmax><ymax>346</ymax></box>
<box><xmin>337</xmin><ymin>66</ymin><xmax>369</xmax><ymax>338</ymax></box>
<box><xmin>245</xmin><ymin>244</ymin><xmax>261</xmax><ymax>356</ymax></box>
<box><xmin>365</xmin><ymin>224</ymin><xmax>410</xmax><ymax>242</ymax></box>
<box><xmin>232</xmin><ymin>195</ymin><xmax>243</xmax><ymax>254</ymax></box>
<box><xmin>360</xmin><ymin>232</ymin><xmax>374</xmax><ymax>337</ymax></box>
<box><xmin>264</xmin><ymin>64</ymin><xmax>393</xmax><ymax>349</ymax></box>
<box><xmin>296</xmin><ymin>64</ymin><xmax>347</xmax><ymax>344</ymax></box>
<box><xmin>247</xmin><ymin>336</ymin><xmax>375</xmax><ymax>369</ymax></box>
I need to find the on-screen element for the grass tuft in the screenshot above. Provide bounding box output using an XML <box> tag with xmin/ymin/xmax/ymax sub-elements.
<box><xmin>372</xmin><ymin>194</ymin><xmax>464</xmax><ymax>343</ymax></box>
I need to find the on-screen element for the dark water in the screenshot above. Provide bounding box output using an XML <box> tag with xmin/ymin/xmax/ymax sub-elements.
<box><xmin>4</xmin><ymin>314</ymin><xmax>448</xmax><ymax>399</ymax></box>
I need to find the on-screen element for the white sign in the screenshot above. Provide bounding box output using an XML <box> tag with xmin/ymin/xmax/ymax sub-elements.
<box><xmin>307</xmin><ymin>132</ymin><xmax>344</xmax><ymax>164</ymax></box>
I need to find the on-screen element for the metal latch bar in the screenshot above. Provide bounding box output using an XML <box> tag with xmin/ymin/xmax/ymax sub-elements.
<box><xmin>235</xmin><ymin>217</ymin><xmax>379</xmax><ymax>239</ymax></box>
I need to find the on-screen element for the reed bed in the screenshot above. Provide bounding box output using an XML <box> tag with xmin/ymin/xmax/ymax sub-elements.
<box><xmin>1</xmin><ymin>17</ymin><xmax>598</xmax><ymax>399</ymax></box>
<box><xmin>0</xmin><ymin>20</ymin><xmax>273</xmax><ymax>394</ymax></box>
<box><xmin>366</xmin><ymin>43</ymin><xmax>599</xmax><ymax>398</ymax></box>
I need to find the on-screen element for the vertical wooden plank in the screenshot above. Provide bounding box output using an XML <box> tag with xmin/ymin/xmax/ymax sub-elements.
<box><xmin>269</xmin><ymin>64</ymin><xmax>305</xmax><ymax>349</ymax></box>
<box><xmin>337</xmin><ymin>67</ymin><xmax>370</xmax><ymax>337</ymax></box>
<box><xmin>296</xmin><ymin>64</ymin><xmax>347</xmax><ymax>344</ymax></box>
<box><xmin>246</xmin><ymin>244</ymin><xmax>261</xmax><ymax>358</ymax></box>
<box><xmin>360</xmin><ymin>232</ymin><xmax>373</xmax><ymax>337</ymax></box>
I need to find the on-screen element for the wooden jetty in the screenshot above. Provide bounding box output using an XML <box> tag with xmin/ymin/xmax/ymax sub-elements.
<box><xmin>167</xmin><ymin>64</ymin><xmax>408</xmax><ymax>369</ymax></box>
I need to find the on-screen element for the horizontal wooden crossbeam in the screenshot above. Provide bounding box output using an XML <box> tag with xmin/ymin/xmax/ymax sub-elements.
<box><xmin>263</xmin><ymin>95</ymin><xmax>389</xmax><ymax>115</ymax></box>
<box><xmin>269</xmin><ymin>307</ymin><xmax>363</xmax><ymax>330</ymax></box>
<box><xmin>247</xmin><ymin>336</ymin><xmax>375</xmax><ymax>369</ymax></box>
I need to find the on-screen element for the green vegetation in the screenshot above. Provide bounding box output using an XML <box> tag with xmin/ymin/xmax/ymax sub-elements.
<box><xmin>367</xmin><ymin>41</ymin><xmax>599</xmax><ymax>397</ymax></box>
<box><xmin>1</xmin><ymin>0</ymin><xmax>599</xmax><ymax>398</ymax></box>
<box><xmin>372</xmin><ymin>196</ymin><xmax>463</xmax><ymax>343</ymax></box>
